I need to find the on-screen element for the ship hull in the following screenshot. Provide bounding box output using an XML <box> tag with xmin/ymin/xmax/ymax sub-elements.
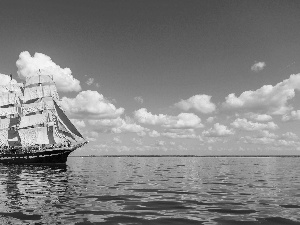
<box><xmin>0</xmin><ymin>147</ymin><xmax>77</xmax><ymax>164</ymax></box>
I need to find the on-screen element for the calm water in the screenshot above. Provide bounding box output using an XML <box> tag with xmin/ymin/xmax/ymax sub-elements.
<box><xmin>0</xmin><ymin>157</ymin><xmax>300</xmax><ymax>225</ymax></box>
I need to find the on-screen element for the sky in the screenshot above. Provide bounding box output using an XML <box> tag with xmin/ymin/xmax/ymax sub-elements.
<box><xmin>1</xmin><ymin>0</ymin><xmax>300</xmax><ymax>155</ymax></box>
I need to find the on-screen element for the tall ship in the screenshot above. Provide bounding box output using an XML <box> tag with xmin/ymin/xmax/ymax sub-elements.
<box><xmin>0</xmin><ymin>74</ymin><xmax>87</xmax><ymax>164</ymax></box>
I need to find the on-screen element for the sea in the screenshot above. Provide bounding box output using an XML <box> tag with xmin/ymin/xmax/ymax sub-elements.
<box><xmin>0</xmin><ymin>156</ymin><xmax>300</xmax><ymax>225</ymax></box>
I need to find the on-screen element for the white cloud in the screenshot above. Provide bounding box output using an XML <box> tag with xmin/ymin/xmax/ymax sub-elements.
<box><xmin>247</xmin><ymin>113</ymin><xmax>273</xmax><ymax>122</ymax></box>
<box><xmin>16</xmin><ymin>51</ymin><xmax>81</xmax><ymax>92</ymax></box>
<box><xmin>242</xmin><ymin>135</ymin><xmax>299</xmax><ymax>147</ymax></box>
<box><xmin>89</xmin><ymin>131</ymin><xmax>99</xmax><ymax>138</ymax></box>
<box><xmin>86</xmin><ymin>78</ymin><xmax>94</xmax><ymax>85</ymax></box>
<box><xmin>281</xmin><ymin>132</ymin><xmax>298</xmax><ymax>140</ymax></box>
<box><xmin>175</xmin><ymin>94</ymin><xmax>216</xmax><ymax>114</ymax></box>
<box><xmin>61</xmin><ymin>90</ymin><xmax>124</xmax><ymax>119</ymax></box>
<box><xmin>88</xmin><ymin>117</ymin><xmax>148</xmax><ymax>135</ymax></box>
<box><xmin>282</xmin><ymin>110</ymin><xmax>300</xmax><ymax>121</ymax></box>
<box><xmin>202</xmin><ymin>123</ymin><xmax>235</xmax><ymax>137</ymax></box>
<box><xmin>242</xmin><ymin>136</ymin><xmax>274</xmax><ymax>145</ymax></box>
<box><xmin>206</xmin><ymin>117</ymin><xmax>215</xmax><ymax>123</ymax></box>
<box><xmin>134</xmin><ymin>108</ymin><xmax>203</xmax><ymax>129</ymax></box>
<box><xmin>132</xmin><ymin>138</ymin><xmax>143</xmax><ymax>145</ymax></box>
<box><xmin>148</xmin><ymin>130</ymin><xmax>161</xmax><ymax>137</ymax></box>
<box><xmin>70</xmin><ymin>119</ymin><xmax>86</xmax><ymax>128</ymax></box>
<box><xmin>0</xmin><ymin>73</ymin><xmax>17</xmax><ymax>85</ymax></box>
<box><xmin>162</xmin><ymin>129</ymin><xmax>199</xmax><ymax>139</ymax></box>
<box><xmin>134</xmin><ymin>96</ymin><xmax>144</xmax><ymax>104</ymax></box>
<box><xmin>86</xmin><ymin>137</ymin><xmax>97</xmax><ymax>142</ymax></box>
<box><xmin>251</xmin><ymin>61</ymin><xmax>266</xmax><ymax>72</ymax></box>
<box><xmin>156</xmin><ymin>140</ymin><xmax>165</xmax><ymax>146</ymax></box>
<box><xmin>113</xmin><ymin>137</ymin><xmax>122</xmax><ymax>144</ymax></box>
<box><xmin>256</xmin><ymin>130</ymin><xmax>278</xmax><ymax>139</ymax></box>
<box><xmin>134</xmin><ymin>108</ymin><xmax>167</xmax><ymax>125</ymax></box>
<box><xmin>231</xmin><ymin>118</ymin><xmax>278</xmax><ymax>131</ymax></box>
<box><xmin>223</xmin><ymin>74</ymin><xmax>300</xmax><ymax>115</ymax></box>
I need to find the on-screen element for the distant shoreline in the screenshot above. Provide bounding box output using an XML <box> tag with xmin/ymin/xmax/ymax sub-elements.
<box><xmin>70</xmin><ymin>155</ymin><xmax>300</xmax><ymax>157</ymax></box>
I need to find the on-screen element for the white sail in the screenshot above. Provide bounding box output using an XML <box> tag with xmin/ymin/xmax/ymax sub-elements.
<box><xmin>0</xmin><ymin>106</ymin><xmax>19</xmax><ymax>117</ymax></box>
<box><xmin>18</xmin><ymin>127</ymin><xmax>38</xmax><ymax>147</ymax></box>
<box><xmin>21</xmin><ymin>98</ymin><xmax>55</xmax><ymax>116</ymax></box>
<box><xmin>22</xmin><ymin>101</ymin><xmax>44</xmax><ymax>116</ymax></box>
<box><xmin>19</xmin><ymin>111</ymin><xmax>48</xmax><ymax>129</ymax></box>
<box><xmin>22</xmin><ymin>84</ymin><xmax>59</xmax><ymax>103</ymax></box>
<box><xmin>0</xmin><ymin>83</ymin><xmax>23</xmax><ymax>94</ymax></box>
<box><xmin>0</xmin><ymin>74</ymin><xmax>86</xmax><ymax>150</ymax></box>
<box><xmin>0</xmin><ymin>92</ymin><xmax>20</xmax><ymax>107</ymax></box>
<box><xmin>0</xmin><ymin>130</ymin><xmax>8</xmax><ymax>146</ymax></box>
<box><xmin>19</xmin><ymin>127</ymin><xmax>50</xmax><ymax>146</ymax></box>
<box><xmin>0</xmin><ymin>118</ymin><xmax>10</xmax><ymax>130</ymax></box>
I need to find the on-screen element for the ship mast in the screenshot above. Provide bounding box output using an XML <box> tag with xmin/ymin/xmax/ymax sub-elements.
<box><xmin>0</xmin><ymin>73</ymin><xmax>86</xmax><ymax>149</ymax></box>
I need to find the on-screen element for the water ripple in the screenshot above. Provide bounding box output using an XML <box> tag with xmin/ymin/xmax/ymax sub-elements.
<box><xmin>0</xmin><ymin>157</ymin><xmax>300</xmax><ymax>224</ymax></box>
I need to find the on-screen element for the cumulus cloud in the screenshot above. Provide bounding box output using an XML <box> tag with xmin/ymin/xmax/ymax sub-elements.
<box><xmin>86</xmin><ymin>78</ymin><xmax>94</xmax><ymax>85</ymax></box>
<box><xmin>242</xmin><ymin>136</ymin><xmax>274</xmax><ymax>145</ymax></box>
<box><xmin>231</xmin><ymin>118</ymin><xmax>278</xmax><ymax>131</ymax></box>
<box><xmin>206</xmin><ymin>117</ymin><xmax>215</xmax><ymax>123</ymax></box>
<box><xmin>242</xmin><ymin>135</ymin><xmax>299</xmax><ymax>147</ymax></box>
<box><xmin>202</xmin><ymin>123</ymin><xmax>235</xmax><ymax>137</ymax></box>
<box><xmin>134</xmin><ymin>96</ymin><xmax>144</xmax><ymax>104</ymax></box>
<box><xmin>88</xmin><ymin>117</ymin><xmax>148</xmax><ymax>135</ymax></box>
<box><xmin>148</xmin><ymin>130</ymin><xmax>160</xmax><ymax>137</ymax></box>
<box><xmin>281</xmin><ymin>132</ymin><xmax>298</xmax><ymax>140</ymax></box>
<box><xmin>134</xmin><ymin>108</ymin><xmax>203</xmax><ymax>129</ymax></box>
<box><xmin>175</xmin><ymin>94</ymin><xmax>216</xmax><ymax>114</ymax></box>
<box><xmin>247</xmin><ymin>113</ymin><xmax>273</xmax><ymax>122</ymax></box>
<box><xmin>70</xmin><ymin>119</ymin><xmax>86</xmax><ymax>129</ymax></box>
<box><xmin>162</xmin><ymin>129</ymin><xmax>200</xmax><ymax>139</ymax></box>
<box><xmin>223</xmin><ymin>74</ymin><xmax>300</xmax><ymax>115</ymax></box>
<box><xmin>251</xmin><ymin>61</ymin><xmax>266</xmax><ymax>72</ymax></box>
<box><xmin>61</xmin><ymin>90</ymin><xmax>124</xmax><ymax>119</ymax></box>
<box><xmin>256</xmin><ymin>130</ymin><xmax>278</xmax><ymax>139</ymax></box>
<box><xmin>132</xmin><ymin>138</ymin><xmax>143</xmax><ymax>145</ymax></box>
<box><xmin>0</xmin><ymin>73</ymin><xmax>17</xmax><ymax>85</ymax></box>
<box><xmin>155</xmin><ymin>140</ymin><xmax>165</xmax><ymax>146</ymax></box>
<box><xmin>282</xmin><ymin>110</ymin><xmax>300</xmax><ymax>121</ymax></box>
<box><xmin>16</xmin><ymin>51</ymin><xmax>81</xmax><ymax>92</ymax></box>
<box><xmin>86</xmin><ymin>131</ymin><xmax>98</xmax><ymax>142</ymax></box>
<box><xmin>113</xmin><ymin>137</ymin><xmax>122</xmax><ymax>144</ymax></box>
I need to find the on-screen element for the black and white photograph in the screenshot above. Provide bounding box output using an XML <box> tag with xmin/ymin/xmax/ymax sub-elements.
<box><xmin>0</xmin><ymin>0</ymin><xmax>300</xmax><ymax>224</ymax></box>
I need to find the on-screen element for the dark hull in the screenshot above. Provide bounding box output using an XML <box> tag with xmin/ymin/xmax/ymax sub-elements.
<box><xmin>0</xmin><ymin>147</ymin><xmax>77</xmax><ymax>164</ymax></box>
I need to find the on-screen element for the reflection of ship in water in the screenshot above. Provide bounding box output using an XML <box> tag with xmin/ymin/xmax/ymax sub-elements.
<box><xmin>0</xmin><ymin>164</ymin><xmax>73</xmax><ymax>223</ymax></box>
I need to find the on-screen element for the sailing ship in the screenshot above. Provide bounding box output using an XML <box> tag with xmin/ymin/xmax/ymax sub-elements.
<box><xmin>0</xmin><ymin>74</ymin><xmax>87</xmax><ymax>164</ymax></box>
